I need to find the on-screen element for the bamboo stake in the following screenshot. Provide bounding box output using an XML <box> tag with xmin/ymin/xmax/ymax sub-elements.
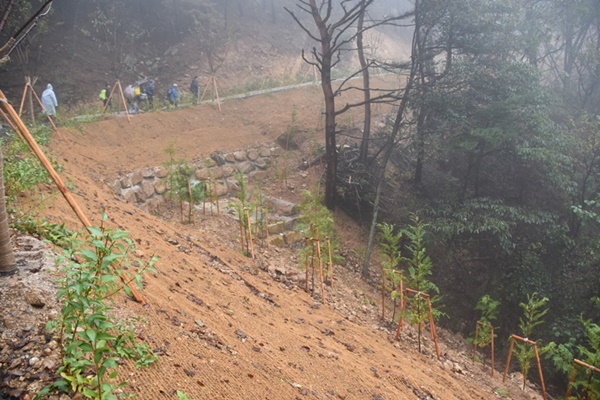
<box><xmin>18</xmin><ymin>80</ymin><xmax>28</xmax><ymax>116</ymax></box>
<box><xmin>426</xmin><ymin>296</ymin><xmax>440</xmax><ymax>360</ymax></box>
<box><xmin>310</xmin><ymin>238</ymin><xmax>316</xmax><ymax>295</ymax></box>
<box><xmin>394</xmin><ymin>274</ymin><xmax>404</xmax><ymax>341</ymax></box>
<box><xmin>245</xmin><ymin>208</ymin><xmax>254</xmax><ymax>258</ymax></box>
<box><xmin>213</xmin><ymin>77</ymin><xmax>222</xmax><ymax>112</ymax></box>
<box><xmin>0</xmin><ymin>91</ymin><xmax>145</xmax><ymax>305</ymax></box>
<box><xmin>326</xmin><ymin>236</ymin><xmax>333</xmax><ymax>288</ymax></box>
<box><xmin>199</xmin><ymin>78</ymin><xmax>211</xmax><ymax>102</ymax></box>
<box><xmin>381</xmin><ymin>263</ymin><xmax>386</xmax><ymax>321</ymax></box>
<box><xmin>315</xmin><ymin>232</ymin><xmax>325</xmax><ymax>304</ymax></box>
<box><xmin>116</xmin><ymin>80</ymin><xmax>131</xmax><ymax>124</ymax></box>
<box><xmin>102</xmin><ymin>81</ymin><xmax>118</xmax><ymax>114</ymax></box>
<box><xmin>0</xmin><ymin>108</ymin><xmax>20</xmax><ymax>137</ymax></box>
<box><xmin>304</xmin><ymin>237</ymin><xmax>310</xmax><ymax>292</ymax></box>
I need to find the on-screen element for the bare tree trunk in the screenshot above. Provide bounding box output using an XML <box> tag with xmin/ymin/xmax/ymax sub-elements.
<box><xmin>0</xmin><ymin>148</ymin><xmax>16</xmax><ymax>275</ymax></box>
<box><xmin>357</xmin><ymin>0</ymin><xmax>372</xmax><ymax>163</ymax></box>
<box><xmin>362</xmin><ymin>0</ymin><xmax>420</xmax><ymax>279</ymax></box>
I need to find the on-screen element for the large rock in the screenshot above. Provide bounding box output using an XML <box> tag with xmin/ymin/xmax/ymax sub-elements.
<box><xmin>141</xmin><ymin>179</ymin><xmax>155</xmax><ymax>198</ymax></box>
<box><xmin>202</xmin><ymin>157</ymin><xmax>217</xmax><ymax>168</ymax></box>
<box><xmin>131</xmin><ymin>170</ymin><xmax>143</xmax><ymax>185</ymax></box>
<box><xmin>255</xmin><ymin>158</ymin><xmax>270</xmax><ymax>170</ymax></box>
<box><xmin>224</xmin><ymin>153</ymin><xmax>236</xmax><ymax>163</ymax></box>
<box><xmin>113</xmin><ymin>179</ymin><xmax>122</xmax><ymax>194</ymax></box>
<box><xmin>258</xmin><ymin>147</ymin><xmax>271</xmax><ymax>158</ymax></box>
<box><xmin>195</xmin><ymin>168</ymin><xmax>210</xmax><ymax>180</ymax></box>
<box><xmin>120</xmin><ymin>175</ymin><xmax>133</xmax><ymax>188</ymax></box>
<box><xmin>155</xmin><ymin>166</ymin><xmax>168</xmax><ymax>178</ymax></box>
<box><xmin>236</xmin><ymin>161</ymin><xmax>255</xmax><ymax>174</ymax></box>
<box><xmin>133</xmin><ymin>186</ymin><xmax>147</xmax><ymax>203</ymax></box>
<box><xmin>267</xmin><ymin>197</ymin><xmax>299</xmax><ymax>216</ymax></box>
<box><xmin>233</xmin><ymin>151</ymin><xmax>247</xmax><ymax>162</ymax></box>
<box><xmin>213</xmin><ymin>183</ymin><xmax>229</xmax><ymax>197</ymax></box>
<box><xmin>221</xmin><ymin>164</ymin><xmax>237</xmax><ymax>178</ymax></box>
<box><xmin>211</xmin><ymin>152</ymin><xmax>226</xmax><ymax>166</ymax></box>
<box><xmin>122</xmin><ymin>188</ymin><xmax>136</xmax><ymax>203</ymax></box>
<box><xmin>142</xmin><ymin>168</ymin><xmax>155</xmax><ymax>179</ymax></box>
<box><xmin>154</xmin><ymin>180</ymin><xmax>167</xmax><ymax>195</ymax></box>
<box><xmin>247</xmin><ymin>149</ymin><xmax>259</xmax><ymax>161</ymax></box>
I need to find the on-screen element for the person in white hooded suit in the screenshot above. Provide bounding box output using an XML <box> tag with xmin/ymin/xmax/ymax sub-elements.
<box><xmin>41</xmin><ymin>83</ymin><xmax>58</xmax><ymax>116</ymax></box>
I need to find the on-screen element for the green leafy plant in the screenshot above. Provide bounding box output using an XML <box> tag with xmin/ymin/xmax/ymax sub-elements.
<box><xmin>10</xmin><ymin>213</ymin><xmax>74</xmax><ymax>248</ymax></box>
<box><xmin>402</xmin><ymin>214</ymin><xmax>443</xmax><ymax>352</ymax></box>
<box><xmin>514</xmin><ymin>292</ymin><xmax>550</xmax><ymax>389</ymax></box>
<box><xmin>472</xmin><ymin>295</ymin><xmax>500</xmax><ymax>365</ymax></box>
<box><xmin>548</xmin><ymin>297</ymin><xmax>600</xmax><ymax>399</ymax></box>
<box><xmin>38</xmin><ymin>214</ymin><xmax>157</xmax><ymax>399</ymax></box>
<box><xmin>2</xmin><ymin>125</ymin><xmax>60</xmax><ymax>205</ymax></box>
<box><xmin>163</xmin><ymin>144</ymin><xmax>205</xmax><ymax>224</ymax></box>
<box><xmin>296</xmin><ymin>189</ymin><xmax>338</xmax><ymax>275</ymax></box>
<box><xmin>377</xmin><ymin>222</ymin><xmax>403</xmax><ymax>322</ymax></box>
<box><xmin>177</xmin><ymin>390</ymin><xmax>193</xmax><ymax>400</ymax></box>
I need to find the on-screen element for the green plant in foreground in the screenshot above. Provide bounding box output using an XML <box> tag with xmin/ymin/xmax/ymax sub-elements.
<box><xmin>514</xmin><ymin>292</ymin><xmax>551</xmax><ymax>390</ymax></box>
<box><xmin>377</xmin><ymin>222</ymin><xmax>402</xmax><ymax>322</ymax></box>
<box><xmin>37</xmin><ymin>214</ymin><xmax>157</xmax><ymax>399</ymax></box>
<box><xmin>177</xmin><ymin>390</ymin><xmax>193</xmax><ymax>400</ymax></box>
<box><xmin>548</xmin><ymin>297</ymin><xmax>600</xmax><ymax>399</ymax></box>
<box><xmin>402</xmin><ymin>214</ymin><xmax>443</xmax><ymax>353</ymax></box>
<box><xmin>472</xmin><ymin>295</ymin><xmax>500</xmax><ymax>365</ymax></box>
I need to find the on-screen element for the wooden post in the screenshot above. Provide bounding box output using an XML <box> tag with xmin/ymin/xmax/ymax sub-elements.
<box><xmin>238</xmin><ymin>211</ymin><xmax>246</xmax><ymax>255</ymax></box>
<box><xmin>394</xmin><ymin>273</ymin><xmax>404</xmax><ymax>341</ymax></box>
<box><xmin>503</xmin><ymin>334</ymin><xmax>547</xmax><ymax>400</ymax></box>
<box><xmin>213</xmin><ymin>77</ymin><xmax>222</xmax><ymax>112</ymax></box>
<box><xmin>116</xmin><ymin>80</ymin><xmax>131</xmax><ymax>124</ymax></box>
<box><xmin>381</xmin><ymin>262</ymin><xmax>386</xmax><ymax>321</ymax></box>
<box><xmin>0</xmin><ymin>91</ymin><xmax>145</xmax><ymax>305</ymax></box>
<box><xmin>0</xmin><ymin>107</ymin><xmax>20</xmax><ymax>137</ymax></box>
<box><xmin>326</xmin><ymin>236</ymin><xmax>333</xmax><ymax>288</ymax></box>
<box><xmin>18</xmin><ymin>80</ymin><xmax>28</xmax><ymax>116</ymax></box>
<box><xmin>102</xmin><ymin>81</ymin><xmax>118</xmax><ymax>114</ymax></box>
<box><xmin>245</xmin><ymin>208</ymin><xmax>254</xmax><ymax>258</ymax></box>
<box><xmin>304</xmin><ymin>237</ymin><xmax>310</xmax><ymax>292</ymax></box>
<box><xmin>426</xmin><ymin>296</ymin><xmax>440</xmax><ymax>360</ymax></box>
<box><xmin>315</xmin><ymin>233</ymin><xmax>325</xmax><ymax>304</ymax></box>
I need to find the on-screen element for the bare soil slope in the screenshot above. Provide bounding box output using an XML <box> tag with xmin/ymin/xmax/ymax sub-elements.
<box><xmin>1</xmin><ymin>82</ymin><xmax>544</xmax><ymax>400</ymax></box>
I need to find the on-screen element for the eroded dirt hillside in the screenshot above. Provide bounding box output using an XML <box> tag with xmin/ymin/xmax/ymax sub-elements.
<box><xmin>0</xmin><ymin>79</ymin><xmax>549</xmax><ymax>399</ymax></box>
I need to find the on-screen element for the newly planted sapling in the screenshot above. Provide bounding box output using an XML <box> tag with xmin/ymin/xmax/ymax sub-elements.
<box><xmin>402</xmin><ymin>215</ymin><xmax>442</xmax><ymax>353</ymax></box>
<box><xmin>472</xmin><ymin>295</ymin><xmax>500</xmax><ymax>369</ymax></box>
<box><xmin>377</xmin><ymin>222</ymin><xmax>402</xmax><ymax>322</ymax></box>
<box><xmin>514</xmin><ymin>292</ymin><xmax>550</xmax><ymax>390</ymax></box>
<box><xmin>39</xmin><ymin>214</ymin><xmax>157</xmax><ymax>399</ymax></box>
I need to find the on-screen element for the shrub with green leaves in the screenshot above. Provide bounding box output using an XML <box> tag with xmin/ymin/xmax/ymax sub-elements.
<box><xmin>472</xmin><ymin>295</ymin><xmax>500</xmax><ymax>365</ymax></box>
<box><xmin>514</xmin><ymin>292</ymin><xmax>552</xmax><ymax>390</ymax></box>
<box><xmin>377</xmin><ymin>222</ymin><xmax>402</xmax><ymax>322</ymax></box>
<box><xmin>402</xmin><ymin>214</ymin><xmax>443</xmax><ymax>352</ymax></box>
<box><xmin>163</xmin><ymin>145</ymin><xmax>204</xmax><ymax>223</ymax></box>
<box><xmin>38</xmin><ymin>214</ymin><xmax>157</xmax><ymax>399</ymax></box>
<box><xmin>296</xmin><ymin>189</ymin><xmax>338</xmax><ymax>274</ymax></box>
<box><xmin>2</xmin><ymin>125</ymin><xmax>60</xmax><ymax>206</ymax></box>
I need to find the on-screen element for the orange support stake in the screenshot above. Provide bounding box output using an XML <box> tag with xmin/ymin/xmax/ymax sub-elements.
<box><xmin>245</xmin><ymin>208</ymin><xmax>254</xmax><ymax>258</ymax></box>
<box><xmin>565</xmin><ymin>359</ymin><xmax>600</xmax><ymax>398</ymax></box>
<box><xmin>503</xmin><ymin>334</ymin><xmax>547</xmax><ymax>400</ymax></box>
<box><xmin>326</xmin><ymin>237</ymin><xmax>333</xmax><ymax>288</ymax></box>
<box><xmin>116</xmin><ymin>80</ymin><xmax>131</xmax><ymax>124</ymax></box>
<box><xmin>315</xmin><ymin>235</ymin><xmax>325</xmax><ymax>304</ymax></box>
<box><xmin>396</xmin><ymin>288</ymin><xmax>440</xmax><ymax>360</ymax></box>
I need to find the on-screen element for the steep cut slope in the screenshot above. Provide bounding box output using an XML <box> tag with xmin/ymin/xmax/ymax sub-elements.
<box><xmin>6</xmin><ymin>82</ymin><xmax>545</xmax><ymax>400</ymax></box>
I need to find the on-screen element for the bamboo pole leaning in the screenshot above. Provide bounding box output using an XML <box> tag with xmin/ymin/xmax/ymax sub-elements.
<box><xmin>0</xmin><ymin>90</ymin><xmax>145</xmax><ymax>305</ymax></box>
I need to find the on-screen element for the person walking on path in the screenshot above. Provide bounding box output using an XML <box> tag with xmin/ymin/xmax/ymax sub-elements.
<box><xmin>145</xmin><ymin>80</ymin><xmax>155</xmax><ymax>107</ymax></box>
<box><xmin>99</xmin><ymin>82</ymin><xmax>111</xmax><ymax>108</ymax></box>
<box><xmin>41</xmin><ymin>83</ymin><xmax>58</xmax><ymax>116</ymax></box>
<box><xmin>190</xmin><ymin>76</ymin><xmax>199</xmax><ymax>102</ymax></box>
<box><xmin>167</xmin><ymin>83</ymin><xmax>179</xmax><ymax>107</ymax></box>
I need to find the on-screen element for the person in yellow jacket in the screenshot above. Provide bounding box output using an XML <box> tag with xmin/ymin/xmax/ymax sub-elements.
<box><xmin>99</xmin><ymin>82</ymin><xmax>111</xmax><ymax>108</ymax></box>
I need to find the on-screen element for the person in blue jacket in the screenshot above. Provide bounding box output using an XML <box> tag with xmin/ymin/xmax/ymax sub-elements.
<box><xmin>41</xmin><ymin>84</ymin><xmax>58</xmax><ymax>116</ymax></box>
<box><xmin>167</xmin><ymin>83</ymin><xmax>179</xmax><ymax>107</ymax></box>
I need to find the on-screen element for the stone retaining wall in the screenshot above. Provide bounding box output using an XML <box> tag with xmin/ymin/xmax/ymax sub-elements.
<box><xmin>112</xmin><ymin>146</ymin><xmax>280</xmax><ymax>213</ymax></box>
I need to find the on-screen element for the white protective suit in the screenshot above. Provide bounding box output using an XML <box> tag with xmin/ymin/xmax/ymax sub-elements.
<box><xmin>41</xmin><ymin>84</ymin><xmax>58</xmax><ymax>116</ymax></box>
